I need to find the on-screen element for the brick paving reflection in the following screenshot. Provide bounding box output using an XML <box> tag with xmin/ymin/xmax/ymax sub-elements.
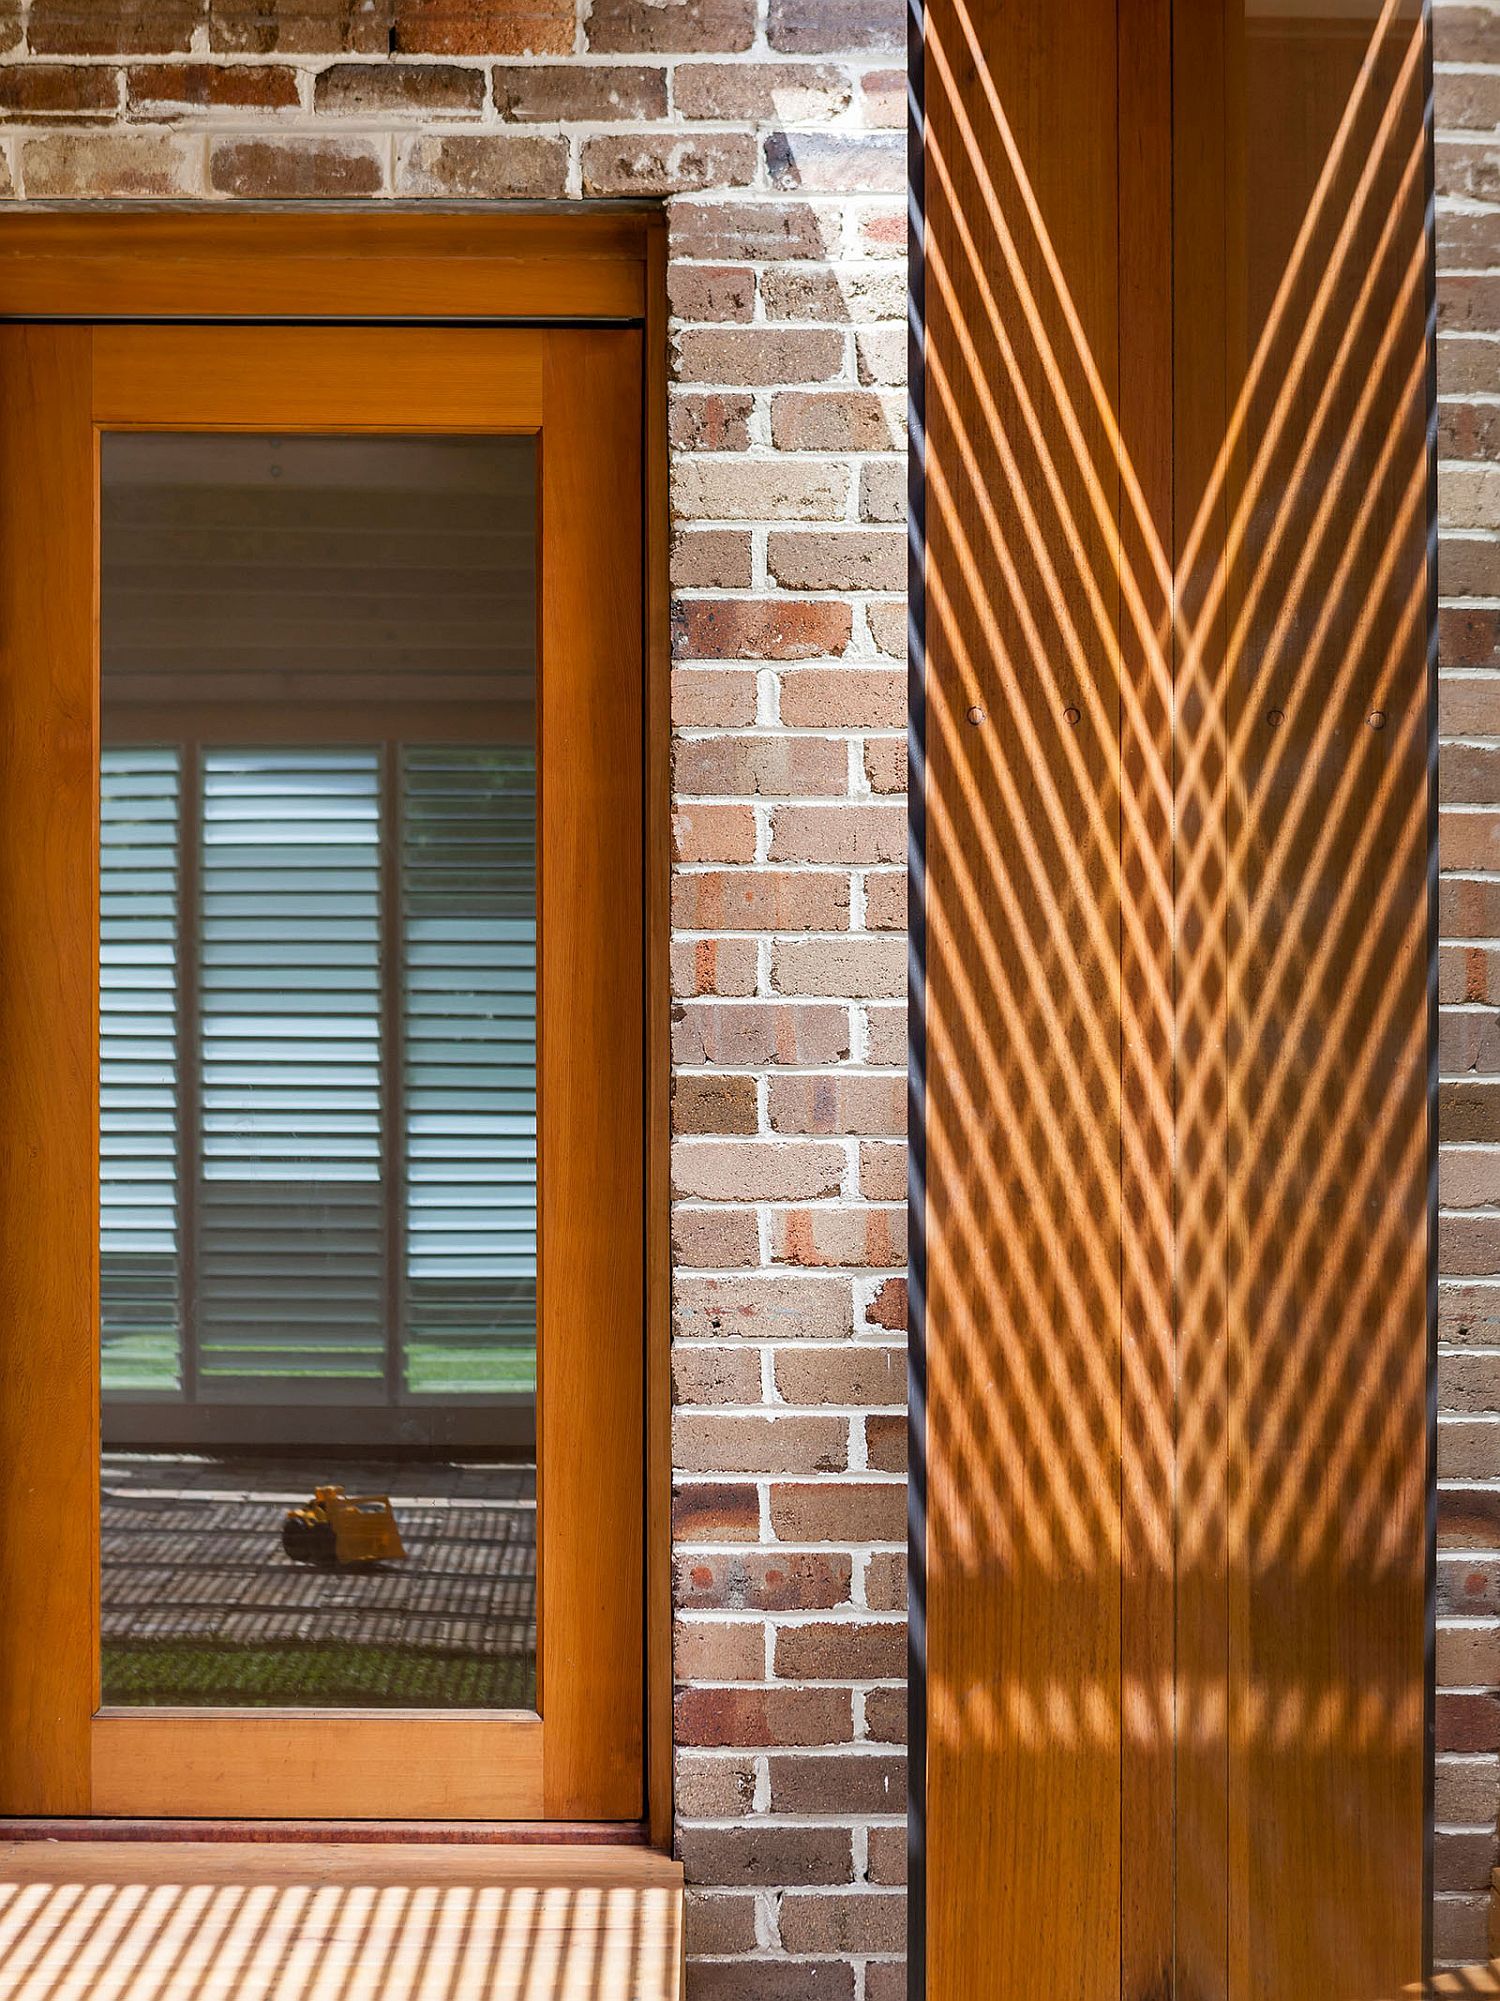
<box><xmin>100</xmin><ymin>1454</ymin><xmax>536</xmax><ymax>1706</ymax></box>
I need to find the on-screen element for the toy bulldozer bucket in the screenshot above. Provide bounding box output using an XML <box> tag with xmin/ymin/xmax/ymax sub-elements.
<box><xmin>282</xmin><ymin>1485</ymin><xmax>407</xmax><ymax>1567</ymax></box>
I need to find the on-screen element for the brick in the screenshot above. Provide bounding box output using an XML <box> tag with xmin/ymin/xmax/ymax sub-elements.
<box><xmin>584</xmin><ymin>131</ymin><xmax>758</xmax><ymax>195</ymax></box>
<box><xmin>1442</xmin><ymin>1488</ymin><xmax>1500</xmax><ymax>1550</ymax></box>
<box><xmin>1440</xmin><ymin>1348</ymin><xmax>1500</xmax><ymax>1408</ymax></box>
<box><xmin>864</xmin><ymin>1004</ymin><xmax>907</xmax><ymax>1065</ymax></box>
<box><xmin>674</xmin><ymin>457</ymin><xmax>849</xmax><ymax>521</ymax></box>
<box><xmin>769</xmin><ymin>1751</ymin><xmax>904</xmax><ymax>1814</ymax></box>
<box><xmin>673</xmin><ymin>1206</ymin><xmax>761</xmax><ymax>1269</ymax></box>
<box><xmin>683</xmin><ymin>1888</ymin><xmax>759</xmax><ymax>1954</ymax></box>
<box><xmin>1442</xmin><ymin>403</ymin><xmax>1500</xmax><ymax>460</ymax></box>
<box><xmin>1437</xmin><ymin>70</ymin><xmax>1500</xmax><ymax>132</ymax></box>
<box><xmin>674</xmin><ymin>1480</ymin><xmax>760</xmax><ymax>1542</ymax></box>
<box><xmin>688</xmin><ymin>1963</ymin><xmax>855</xmax><ymax>2001</ymax></box>
<box><xmin>668</xmin><ymin>263</ymin><xmax>755</xmax><ymax>322</ymax></box>
<box><xmin>209</xmin><ymin>135</ymin><xmax>384</xmax><ymax>197</ymax></box>
<box><xmin>672</xmin><ymin>667</ymin><xmax>759</xmax><ymax>725</ymax></box>
<box><xmin>773</xmin><ymin>388</ymin><xmax>896</xmax><ymax>451</ymax></box>
<box><xmin>674</xmin><ymin>1275</ymin><xmax>855</xmax><ymax>1341</ymax></box>
<box><xmin>760</xmin><ymin>263</ymin><xmax>904</xmax><ymax>323</ymax></box>
<box><xmin>676</xmin><ymin>61</ymin><xmax>851</xmax><ymax>121</ymax></box>
<box><xmin>859</xmin><ymin>203</ymin><xmax>907</xmax><ymax>256</ymax></box>
<box><xmin>1440</xmin><ymin>275</ymin><xmax>1500</xmax><ymax>335</ymax></box>
<box><xmin>864</xmin><ymin>738</ymin><xmax>908</xmax><ymax>794</ymax></box>
<box><xmin>676</xmin><ymin>1551</ymin><xmax>853</xmax><ymax>1612</ymax></box>
<box><xmin>1443</xmin><ymin>1147</ymin><xmax>1500</xmax><ymax>1209</ymax></box>
<box><xmin>865</xmin><ymin>1413</ymin><xmax>906</xmax><ymax>1471</ymax></box>
<box><xmin>864</xmin><ymin>1685</ymin><xmax>907</xmax><ymax>1742</ymax></box>
<box><xmin>126</xmin><ymin>61</ymin><xmax>299</xmax><ymax>111</ymax></box>
<box><xmin>1441</xmin><ymin>946</ymin><xmax>1500</xmax><ymax>1005</ymax></box>
<box><xmin>1439</xmin><ymin>1690</ymin><xmax>1500</xmax><ymax>1753</ymax></box>
<box><xmin>669</xmin><ymin>395</ymin><xmax>754</xmax><ymax>454</ymax></box>
<box><xmin>1442</xmin><ymin>747</ymin><xmax>1500</xmax><ymax>809</ymax></box>
<box><xmin>1443</xmin><ymin>669</ymin><xmax>1500</xmax><ymax>738</ymax></box>
<box><xmin>22</xmin><ymin>129</ymin><xmax>199</xmax><ymax>197</ymax></box>
<box><xmin>864</xmin><ymin>1959</ymin><xmax>909</xmax><ymax>2001</ymax></box>
<box><xmin>672</xmin><ymin>198</ymin><xmax>833</xmax><ymax>261</ymax></box>
<box><xmin>773</xmin><ymin>1343</ymin><xmax>904</xmax><ymax>1405</ymax></box>
<box><xmin>778</xmin><ymin>1889</ymin><xmax>905</xmax><ymax>1964</ymax></box>
<box><xmin>771</xmin><ymin>1206</ymin><xmax>907</xmax><ymax>1268</ymax></box>
<box><xmin>1439</xmin><ymin>1622</ymin><xmax>1500</xmax><ymax>1686</ymax></box>
<box><xmin>1437</xmin><ymin>135</ymin><xmax>1500</xmax><ymax>203</ymax></box>
<box><xmin>209</xmin><ymin>0</ymin><xmax>393</xmax><ymax>53</ymax></box>
<box><xmin>588</xmin><ymin>0</ymin><xmax>755</xmax><ymax>53</ymax></box>
<box><xmin>671</xmin><ymin>868</ymin><xmax>850</xmax><ymax>931</ymax></box>
<box><xmin>767</xmin><ymin>0</ymin><xmax>903</xmax><ymax>52</ymax></box>
<box><xmin>671</xmin><ymin>1001</ymin><xmax>852</xmax><ymax>1066</ymax></box>
<box><xmin>1434</xmin><ymin>9</ymin><xmax>1500</xmax><ymax>63</ymax></box>
<box><xmin>677</xmin><ymin>1756</ymin><xmax>757</xmax><ymax>1819</ymax></box>
<box><xmin>1442</xmin><ymin>875</ymin><xmax>1500</xmax><ymax>935</ymax></box>
<box><xmin>776</xmin><ymin>524</ymin><xmax>904</xmax><ymax>584</ymax></box>
<box><xmin>861</xmin><ymin>460</ymin><xmax>906</xmax><ymax>523</ymax></box>
<box><xmin>315</xmin><ymin>63</ymin><xmax>484</xmax><ymax>114</ymax></box>
<box><xmin>1440</xmin><ymin>339</ymin><xmax>1500</xmax><ymax>400</ymax></box>
<box><xmin>1437</xmin><ymin>1752</ymin><xmax>1500</xmax><ymax>1824</ymax></box>
<box><xmin>673</xmin><ymin>803</ymin><xmax>758</xmax><ymax>863</ymax></box>
<box><xmin>864</xmin><ymin>872</ymin><xmax>907</xmax><ymax>931</ymax></box>
<box><xmin>674</xmin><ymin>734</ymin><xmax>850</xmax><ymax>799</ymax></box>
<box><xmin>867</xmin><ymin>1825</ymin><xmax>907</xmax><ymax>1885</ymax></box>
<box><xmin>673</xmin><ymin>1071</ymin><xmax>759</xmax><ymax>1133</ymax></box>
<box><xmin>672</xmin><ymin>527</ymin><xmax>755</xmax><ymax>587</ymax></box>
<box><xmin>775</xmin><ymin>1619</ymin><xmax>905</xmax><ymax>1679</ymax></box>
<box><xmin>1437</xmin><ymin>1827</ymin><xmax>1498</xmax><ymax>1894</ymax></box>
<box><xmin>769</xmin><ymin>1479</ymin><xmax>904</xmax><ymax>1542</ymax></box>
<box><xmin>772</xmin><ymin>936</ymin><xmax>906</xmax><ymax>997</ymax></box>
<box><xmin>675</xmin><ymin>326</ymin><xmax>847</xmax><ymax>386</ymax></box>
<box><xmin>864</xmin><ymin>1549</ymin><xmax>905</xmax><ymax>1611</ymax></box>
<box><xmin>771</xmin><ymin>802</ymin><xmax>904</xmax><ymax>863</ymax></box>
<box><xmin>1438</xmin><ymin>1556</ymin><xmax>1500</xmax><ymax>1618</ymax></box>
<box><xmin>674</xmin><ymin>1683</ymin><xmax>854</xmax><ymax>1747</ymax></box>
<box><xmin>0</xmin><ymin>65</ymin><xmax>119</xmax><ymax>116</ymax></box>
<box><xmin>675</xmin><ymin>1618</ymin><xmax>766</xmax><ymax>1680</ymax></box>
<box><xmin>28</xmin><ymin>0</ymin><xmax>196</xmax><ymax>54</ymax></box>
<box><xmin>1442</xmin><ymin>1415</ymin><xmax>1500</xmax><ymax>1477</ymax></box>
<box><xmin>680</xmin><ymin>1824</ymin><xmax>853</xmax><ymax>1887</ymax></box>
<box><xmin>768</xmin><ymin>1073</ymin><xmax>906</xmax><ymax>1134</ymax></box>
<box><xmin>1443</xmin><ymin>608</ymin><xmax>1500</xmax><ymax>671</ymax></box>
<box><xmin>867</xmin><ymin>600</ymin><xmax>907</xmax><ymax>657</ymax></box>
<box><xmin>394</xmin><ymin>133</ymin><xmax>568</xmax><ymax>197</ymax></box>
<box><xmin>1439</xmin><ymin>206</ymin><xmax>1500</xmax><ymax>265</ymax></box>
<box><xmin>393</xmin><ymin>0</ymin><xmax>573</xmax><ymax>54</ymax></box>
<box><xmin>857</xmin><ymin>325</ymin><xmax>906</xmax><ymax>386</ymax></box>
<box><xmin>671</xmin><ymin>936</ymin><xmax>760</xmax><ymax>997</ymax></box>
<box><xmin>673</xmin><ymin>1411</ymin><xmax>848</xmax><ymax>1474</ymax></box>
<box><xmin>865</xmin><ymin>1276</ymin><xmax>908</xmax><ymax>1329</ymax></box>
<box><xmin>672</xmin><ymin>1339</ymin><xmax>763</xmax><ymax>1401</ymax></box>
<box><xmin>672</xmin><ymin>1141</ymin><xmax>846</xmax><ymax>1202</ymax></box>
<box><xmin>1435</xmin><ymin>1895</ymin><xmax>1491</xmax><ymax>1967</ymax></box>
<box><xmin>779</xmin><ymin>669</ymin><xmax>905</xmax><ymax>728</ymax></box>
<box><xmin>675</xmin><ymin>599</ymin><xmax>853</xmax><ymax>661</ymax></box>
<box><xmin>861</xmin><ymin>67</ymin><xmax>904</xmax><ymax>128</ymax></box>
<box><xmin>1440</xmin><ymin>1005</ymin><xmax>1500</xmax><ymax>1071</ymax></box>
<box><xmin>859</xmin><ymin>1139</ymin><xmax>906</xmax><ymax>1198</ymax></box>
<box><xmin>492</xmin><ymin>61</ymin><xmax>667</xmax><ymax>119</ymax></box>
<box><xmin>766</xmin><ymin>130</ymin><xmax>904</xmax><ymax>192</ymax></box>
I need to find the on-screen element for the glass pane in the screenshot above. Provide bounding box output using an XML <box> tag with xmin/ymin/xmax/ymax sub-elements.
<box><xmin>98</xmin><ymin>433</ymin><xmax>538</xmax><ymax>1711</ymax></box>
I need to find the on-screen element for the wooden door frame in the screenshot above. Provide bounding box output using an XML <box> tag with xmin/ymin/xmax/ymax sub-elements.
<box><xmin>0</xmin><ymin>207</ymin><xmax>673</xmax><ymax>1850</ymax></box>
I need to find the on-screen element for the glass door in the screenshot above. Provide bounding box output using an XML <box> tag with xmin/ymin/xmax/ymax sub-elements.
<box><xmin>0</xmin><ymin>325</ymin><xmax>645</xmax><ymax>1820</ymax></box>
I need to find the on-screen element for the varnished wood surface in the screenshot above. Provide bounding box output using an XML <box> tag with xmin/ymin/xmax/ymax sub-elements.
<box><xmin>91</xmin><ymin>1717</ymin><xmax>544</xmax><ymax>1822</ymax></box>
<box><xmin>0</xmin><ymin>211</ymin><xmax>648</xmax><ymax>321</ymax></box>
<box><xmin>538</xmin><ymin>330</ymin><xmax>645</xmax><ymax>1821</ymax></box>
<box><xmin>0</xmin><ymin>1842</ymin><xmax>682</xmax><ymax>2001</ymax></box>
<box><xmin>0</xmin><ymin>328</ymin><xmax>98</xmax><ymax>1815</ymax></box>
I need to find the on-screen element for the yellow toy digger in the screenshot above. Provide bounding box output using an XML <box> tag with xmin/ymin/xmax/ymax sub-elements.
<box><xmin>281</xmin><ymin>1485</ymin><xmax>406</xmax><ymax>1567</ymax></box>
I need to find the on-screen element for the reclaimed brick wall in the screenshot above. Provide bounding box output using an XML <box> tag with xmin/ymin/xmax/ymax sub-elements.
<box><xmin>0</xmin><ymin>4</ymin><xmax>910</xmax><ymax>1995</ymax></box>
<box><xmin>1436</xmin><ymin>0</ymin><xmax>1500</xmax><ymax>1966</ymax></box>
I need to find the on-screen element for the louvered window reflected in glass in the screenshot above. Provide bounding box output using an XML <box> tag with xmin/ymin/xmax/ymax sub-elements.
<box><xmin>98</xmin><ymin>434</ymin><xmax>538</xmax><ymax>1712</ymax></box>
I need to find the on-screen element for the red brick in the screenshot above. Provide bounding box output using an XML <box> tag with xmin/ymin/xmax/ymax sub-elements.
<box><xmin>769</xmin><ymin>1479</ymin><xmax>904</xmax><ymax>1542</ymax></box>
<box><xmin>771</xmin><ymin>802</ymin><xmax>904</xmax><ymax>864</ymax></box>
<box><xmin>672</xmin><ymin>1338</ymin><xmax>763</xmax><ymax>1399</ymax></box>
<box><xmin>859</xmin><ymin>1139</ymin><xmax>905</xmax><ymax>1199</ymax></box>
<box><xmin>209</xmin><ymin>135</ymin><xmax>384</xmax><ymax>197</ymax></box>
<box><xmin>766</xmin><ymin>129</ymin><xmax>904</xmax><ymax>192</ymax></box>
<box><xmin>864</xmin><ymin>738</ymin><xmax>908</xmax><ymax>794</ymax></box>
<box><xmin>864</xmin><ymin>872</ymin><xmax>906</xmax><ymax>932</ymax></box>
<box><xmin>768</xmin><ymin>1073</ymin><xmax>906</xmax><ymax>1135</ymax></box>
<box><xmin>864</xmin><ymin>1003</ymin><xmax>906</xmax><ymax>1065</ymax></box>
<box><xmin>671</xmin><ymin>527</ymin><xmax>755</xmax><ymax>587</ymax></box>
<box><xmin>0</xmin><ymin>64</ymin><xmax>119</xmax><ymax>115</ymax></box>
<box><xmin>773</xmin><ymin>389</ymin><xmax>897</xmax><ymax>451</ymax></box>
<box><xmin>864</xmin><ymin>1549</ymin><xmax>905</xmax><ymax>1611</ymax></box>
<box><xmin>678</xmin><ymin>1758</ymin><xmax>757</xmax><ymax>1819</ymax></box>
<box><xmin>680</xmin><ymin>1823</ymin><xmax>854</xmax><ymax>1887</ymax></box>
<box><xmin>865</xmin><ymin>1413</ymin><xmax>906</xmax><ymax>1472</ymax></box>
<box><xmin>492</xmin><ymin>61</ymin><xmax>666</xmax><ymax>118</ymax></box>
<box><xmin>674</xmin><ymin>734</ymin><xmax>850</xmax><ymax>800</ymax></box>
<box><xmin>209</xmin><ymin>0</ymin><xmax>392</xmax><ymax>53</ymax></box>
<box><xmin>769</xmin><ymin>1751</ymin><xmax>904</xmax><ymax>1813</ymax></box>
<box><xmin>688</xmin><ymin>1963</ymin><xmax>854</xmax><ymax>2001</ymax></box>
<box><xmin>774</xmin><ymin>1619</ymin><xmax>905</xmax><ymax>1679</ymax></box>
<box><xmin>315</xmin><ymin>62</ymin><xmax>483</xmax><ymax>113</ymax></box>
<box><xmin>867</xmin><ymin>600</ymin><xmax>906</xmax><ymax>656</ymax></box>
<box><xmin>672</xmin><ymin>1140</ymin><xmax>845</xmax><ymax>1202</ymax></box>
<box><xmin>674</xmin><ymin>598</ymin><xmax>853</xmax><ymax>661</ymax></box>
<box><xmin>864</xmin><ymin>1686</ymin><xmax>907</xmax><ymax>1742</ymax></box>
<box><xmin>673</xmin><ymin>1275</ymin><xmax>855</xmax><ymax>1342</ymax></box>
<box><xmin>393</xmin><ymin>0</ymin><xmax>573</xmax><ymax>54</ymax></box>
<box><xmin>127</xmin><ymin>61</ymin><xmax>299</xmax><ymax>110</ymax></box>
<box><xmin>674</xmin><ymin>1480</ymin><xmax>761</xmax><ymax>1542</ymax></box>
<box><xmin>674</xmin><ymin>1411</ymin><xmax>849</xmax><ymax>1474</ymax></box>
<box><xmin>1442</xmin><ymin>607</ymin><xmax>1500</xmax><ymax>670</ymax></box>
<box><xmin>1438</xmin><ymin>1690</ymin><xmax>1500</xmax><ymax>1753</ymax></box>
<box><xmin>671</xmin><ymin>936</ymin><xmax>760</xmax><ymax>998</ymax></box>
<box><xmin>582</xmin><ymin>130</ymin><xmax>758</xmax><ymax>196</ymax></box>
<box><xmin>867</xmin><ymin>1825</ymin><xmax>907</xmax><ymax>1884</ymax></box>
<box><xmin>864</xmin><ymin>1959</ymin><xmax>909</xmax><ymax>2001</ymax></box>
<box><xmin>668</xmin><ymin>263</ymin><xmax>756</xmax><ymax>323</ymax></box>
<box><xmin>673</xmin><ymin>803</ymin><xmax>758</xmax><ymax>863</ymax></box>
<box><xmin>771</xmin><ymin>935</ymin><xmax>906</xmax><ymax>997</ymax></box>
<box><xmin>866</xmin><ymin>1276</ymin><xmax>908</xmax><ymax>1330</ymax></box>
<box><xmin>676</xmin><ymin>60</ymin><xmax>850</xmax><ymax>120</ymax></box>
<box><xmin>1437</xmin><ymin>136</ymin><xmax>1500</xmax><ymax>204</ymax></box>
<box><xmin>771</xmin><ymin>1207</ymin><xmax>907</xmax><ymax>1268</ymax></box>
<box><xmin>671</xmin><ymin>868</ymin><xmax>851</xmax><ymax>931</ymax></box>
<box><xmin>683</xmin><ymin>1888</ymin><xmax>759</xmax><ymax>1954</ymax></box>
<box><xmin>672</xmin><ymin>667</ymin><xmax>759</xmax><ymax>726</ymax></box>
<box><xmin>671</xmin><ymin>1001</ymin><xmax>852</xmax><ymax>1067</ymax></box>
<box><xmin>28</xmin><ymin>0</ymin><xmax>196</xmax><ymax>54</ymax></box>
<box><xmin>675</xmin><ymin>325</ymin><xmax>847</xmax><ymax>385</ymax></box>
<box><xmin>676</xmin><ymin>1550</ymin><xmax>853</xmax><ymax>1612</ymax></box>
<box><xmin>779</xmin><ymin>669</ymin><xmax>905</xmax><ymax>728</ymax></box>
<box><xmin>672</xmin><ymin>199</ymin><xmax>834</xmax><ymax>261</ymax></box>
<box><xmin>767</xmin><ymin>0</ymin><xmax>903</xmax><ymax>51</ymax></box>
<box><xmin>588</xmin><ymin>0</ymin><xmax>755</xmax><ymax>52</ymax></box>
<box><xmin>1434</xmin><ymin>8</ymin><xmax>1500</xmax><ymax>62</ymax></box>
<box><xmin>773</xmin><ymin>1344</ymin><xmax>904</xmax><ymax>1406</ymax></box>
<box><xmin>394</xmin><ymin>132</ymin><xmax>568</xmax><ymax>196</ymax></box>
<box><xmin>1437</xmin><ymin>69</ymin><xmax>1500</xmax><ymax>130</ymax></box>
<box><xmin>674</xmin><ymin>1683</ymin><xmax>854</xmax><ymax>1747</ymax></box>
<box><xmin>676</xmin><ymin>1618</ymin><xmax>766</xmax><ymax>1680</ymax></box>
<box><xmin>670</xmin><ymin>396</ymin><xmax>755</xmax><ymax>455</ymax></box>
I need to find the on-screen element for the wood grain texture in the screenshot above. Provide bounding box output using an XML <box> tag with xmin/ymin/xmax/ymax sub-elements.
<box><xmin>0</xmin><ymin>327</ymin><xmax>98</xmax><ymax>1816</ymax></box>
<box><xmin>0</xmin><ymin>1842</ymin><xmax>682</xmax><ymax>2001</ymax></box>
<box><xmin>0</xmin><ymin>211</ymin><xmax>648</xmax><ymax>321</ymax></box>
<box><xmin>538</xmin><ymin>329</ymin><xmax>645</xmax><ymax>1821</ymax></box>
<box><xmin>91</xmin><ymin>1717</ymin><xmax>544</xmax><ymax>1821</ymax></box>
<box><xmin>923</xmin><ymin>2</ymin><xmax>1124</xmax><ymax>1993</ymax></box>
<box><xmin>92</xmin><ymin>327</ymin><xmax>542</xmax><ymax>433</ymax></box>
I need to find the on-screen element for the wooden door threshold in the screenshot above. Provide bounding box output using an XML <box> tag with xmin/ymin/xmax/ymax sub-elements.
<box><xmin>0</xmin><ymin>1840</ymin><xmax>683</xmax><ymax>2001</ymax></box>
<box><xmin>0</xmin><ymin>1819</ymin><xmax>645</xmax><ymax>1845</ymax></box>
